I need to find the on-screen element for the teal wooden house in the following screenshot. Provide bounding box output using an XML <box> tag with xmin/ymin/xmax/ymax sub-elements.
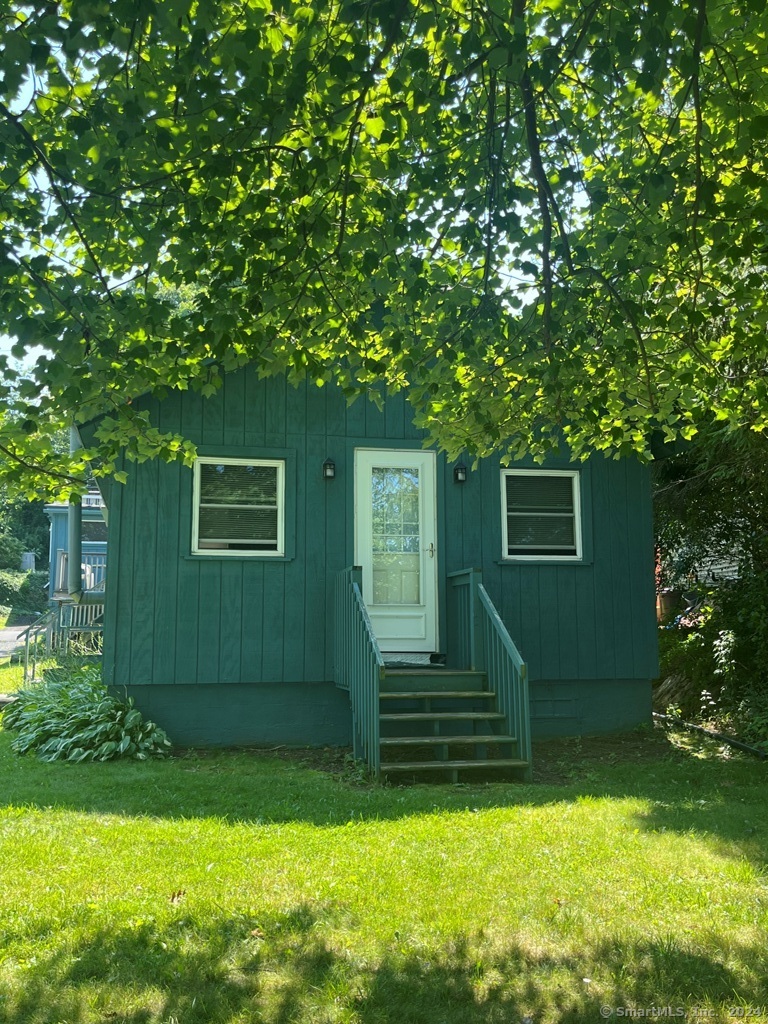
<box><xmin>81</xmin><ymin>367</ymin><xmax>658</xmax><ymax>780</ymax></box>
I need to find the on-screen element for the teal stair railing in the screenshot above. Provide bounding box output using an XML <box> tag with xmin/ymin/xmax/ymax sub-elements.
<box><xmin>448</xmin><ymin>569</ymin><xmax>532</xmax><ymax>779</ymax></box>
<box><xmin>447</xmin><ymin>568</ymin><xmax>484</xmax><ymax>670</ymax></box>
<box><xmin>334</xmin><ymin>566</ymin><xmax>384</xmax><ymax>777</ymax></box>
<box><xmin>477</xmin><ymin>584</ymin><xmax>532</xmax><ymax>778</ymax></box>
<box><xmin>18</xmin><ymin>609</ymin><xmax>56</xmax><ymax>684</ymax></box>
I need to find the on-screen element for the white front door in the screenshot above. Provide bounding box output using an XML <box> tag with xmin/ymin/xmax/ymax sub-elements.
<box><xmin>354</xmin><ymin>449</ymin><xmax>438</xmax><ymax>653</ymax></box>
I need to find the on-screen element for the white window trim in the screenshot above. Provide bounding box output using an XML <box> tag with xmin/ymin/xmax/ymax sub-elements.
<box><xmin>500</xmin><ymin>469</ymin><xmax>582</xmax><ymax>561</ymax></box>
<box><xmin>192</xmin><ymin>457</ymin><xmax>285</xmax><ymax>557</ymax></box>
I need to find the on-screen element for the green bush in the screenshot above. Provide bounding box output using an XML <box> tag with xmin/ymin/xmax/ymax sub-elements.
<box><xmin>657</xmin><ymin>579</ymin><xmax>768</xmax><ymax>749</ymax></box>
<box><xmin>18</xmin><ymin>570</ymin><xmax>49</xmax><ymax>611</ymax></box>
<box><xmin>658</xmin><ymin>615</ymin><xmax>718</xmax><ymax>707</ymax></box>
<box><xmin>726</xmin><ymin>686</ymin><xmax>768</xmax><ymax>749</ymax></box>
<box><xmin>717</xmin><ymin>573</ymin><xmax>768</xmax><ymax>685</ymax></box>
<box><xmin>0</xmin><ymin>533</ymin><xmax>25</xmax><ymax>571</ymax></box>
<box><xmin>0</xmin><ymin>569</ymin><xmax>49</xmax><ymax>613</ymax></box>
<box><xmin>0</xmin><ymin>570</ymin><xmax>24</xmax><ymax>608</ymax></box>
<box><xmin>1</xmin><ymin>667</ymin><xmax>172</xmax><ymax>762</ymax></box>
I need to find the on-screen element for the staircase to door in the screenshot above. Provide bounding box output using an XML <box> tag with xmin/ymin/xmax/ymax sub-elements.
<box><xmin>334</xmin><ymin>567</ymin><xmax>532</xmax><ymax>782</ymax></box>
<box><xmin>379</xmin><ymin>668</ymin><xmax>529</xmax><ymax>781</ymax></box>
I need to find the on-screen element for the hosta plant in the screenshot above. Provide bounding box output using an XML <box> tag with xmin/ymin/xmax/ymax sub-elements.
<box><xmin>1</xmin><ymin>667</ymin><xmax>172</xmax><ymax>762</ymax></box>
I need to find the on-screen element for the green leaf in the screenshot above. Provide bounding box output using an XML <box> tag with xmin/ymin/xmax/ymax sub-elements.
<box><xmin>0</xmin><ymin>0</ymin><xmax>767</xmax><ymax>489</ymax></box>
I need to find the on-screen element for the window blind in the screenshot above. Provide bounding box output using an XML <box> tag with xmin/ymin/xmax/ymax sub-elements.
<box><xmin>505</xmin><ymin>473</ymin><xmax>578</xmax><ymax>556</ymax></box>
<box><xmin>196</xmin><ymin>462</ymin><xmax>281</xmax><ymax>552</ymax></box>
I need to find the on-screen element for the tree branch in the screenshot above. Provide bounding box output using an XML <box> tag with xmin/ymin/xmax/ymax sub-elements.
<box><xmin>334</xmin><ymin>9</ymin><xmax>410</xmax><ymax>255</ymax></box>
<box><xmin>0</xmin><ymin>100</ymin><xmax>116</xmax><ymax>305</ymax></box>
<box><xmin>572</xmin><ymin>265</ymin><xmax>658</xmax><ymax>413</ymax></box>
<box><xmin>0</xmin><ymin>443</ymin><xmax>86</xmax><ymax>488</ymax></box>
<box><xmin>690</xmin><ymin>0</ymin><xmax>708</xmax><ymax>285</ymax></box>
<box><xmin>513</xmin><ymin>0</ymin><xmax>553</xmax><ymax>347</ymax></box>
<box><xmin>482</xmin><ymin>69</ymin><xmax>497</xmax><ymax>295</ymax></box>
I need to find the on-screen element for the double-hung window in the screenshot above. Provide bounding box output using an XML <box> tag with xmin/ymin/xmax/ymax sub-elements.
<box><xmin>501</xmin><ymin>469</ymin><xmax>582</xmax><ymax>560</ymax></box>
<box><xmin>192</xmin><ymin>457</ymin><xmax>285</xmax><ymax>556</ymax></box>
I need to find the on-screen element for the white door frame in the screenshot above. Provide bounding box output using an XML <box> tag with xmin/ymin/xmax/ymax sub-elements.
<box><xmin>354</xmin><ymin>448</ymin><xmax>438</xmax><ymax>653</ymax></box>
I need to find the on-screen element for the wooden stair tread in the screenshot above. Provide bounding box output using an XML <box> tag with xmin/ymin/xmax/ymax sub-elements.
<box><xmin>381</xmin><ymin>734</ymin><xmax>517</xmax><ymax>745</ymax></box>
<box><xmin>380</xmin><ymin>690</ymin><xmax>495</xmax><ymax>700</ymax></box>
<box><xmin>380</xmin><ymin>711</ymin><xmax>505</xmax><ymax>721</ymax></box>
<box><xmin>384</xmin><ymin>669</ymin><xmax>486</xmax><ymax>676</ymax></box>
<box><xmin>381</xmin><ymin>758</ymin><xmax>529</xmax><ymax>771</ymax></box>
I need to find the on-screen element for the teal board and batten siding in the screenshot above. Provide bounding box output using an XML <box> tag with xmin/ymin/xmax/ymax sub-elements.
<box><xmin>99</xmin><ymin>368</ymin><xmax>657</xmax><ymax>745</ymax></box>
<box><xmin>441</xmin><ymin>455</ymin><xmax>658</xmax><ymax>735</ymax></box>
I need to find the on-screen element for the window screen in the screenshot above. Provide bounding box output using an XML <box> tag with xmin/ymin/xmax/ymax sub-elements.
<box><xmin>503</xmin><ymin>471</ymin><xmax>580</xmax><ymax>558</ymax></box>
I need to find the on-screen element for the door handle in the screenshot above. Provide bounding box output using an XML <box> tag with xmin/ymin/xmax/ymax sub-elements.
<box><xmin>427</xmin><ymin>543</ymin><xmax>435</xmax><ymax>558</ymax></box>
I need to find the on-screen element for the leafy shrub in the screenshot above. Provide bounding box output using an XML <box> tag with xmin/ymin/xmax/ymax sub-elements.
<box><xmin>657</xmin><ymin>609</ymin><xmax>719</xmax><ymax>718</ymax></box>
<box><xmin>657</xmin><ymin>578</ymin><xmax>768</xmax><ymax>748</ymax></box>
<box><xmin>0</xmin><ymin>492</ymin><xmax>51</xmax><ymax>568</ymax></box>
<box><xmin>0</xmin><ymin>533</ymin><xmax>25</xmax><ymax>570</ymax></box>
<box><xmin>1</xmin><ymin>667</ymin><xmax>172</xmax><ymax>762</ymax></box>
<box><xmin>66</xmin><ymin>631</ymin><xmax>103</xmax><ymax>657</ymax></box>
<box><xmin>727</xmin><ymin>686</ymin><xmax>768</xmax><ymax>750</ymax></box>
<box><xmin>654</xmin><ymin>423</ymin><xmax>768</xmax><ymax>749</ymax></box>
<box><xmin>717</xmin><ymin>572</ymin><xmax>768</xmax><ymax>688</ymax></box>
<box><xmin>0</xmin><ymin>570</ymin><xmax>25</xmax><ymax>608</ymax></box>
<box><xmin>17</xmin><ymin>570</ymin><xmax>49</xmax><ymax>611</ymax></box>
<box><xmin>0</xmin><ymin>569</ymin><xmax>49</xmax><ymax>613</ymax></box>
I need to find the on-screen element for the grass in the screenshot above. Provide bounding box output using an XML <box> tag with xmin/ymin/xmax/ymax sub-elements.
<box><xmin>0</xmin><ymin>655</ymin><xmax>52</xmax><ymax>695</ymax></box>
<box><xmin>0</xmin><ymin>726</ymin><xmax>766</xmax><ymax>1024</ymax></box>
<box><xmin>0</xmin><ymin>614</ymin><xmax>32</xmax><ymax>693</ymax></box>
<box><xmin>0</xmin><ymin>659</ymin><xmax>25</xmax><ymax>694</ymax></box>
<box><xmin>0</xmin><ymin>651</ymin><xmax>102</xmax><ymax>696</ymax></box>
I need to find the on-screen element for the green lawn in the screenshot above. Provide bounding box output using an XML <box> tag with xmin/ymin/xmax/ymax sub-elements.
<box><xmin>0</xmin><ymin>660</ymin><xmax>25</xmax><ymax>694</ymax></box>
<box><xmin>0</xmin><ymin>726</ymin><xmax>766</xmax><ymax>1024</ymax></box>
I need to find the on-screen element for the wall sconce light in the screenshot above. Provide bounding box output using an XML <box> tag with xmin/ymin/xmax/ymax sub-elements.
<box><xmin>323</xmin><ymin>458</ymin><xmax>336</xmax><ymax>480</ymax></box>
<box><xmin>454</xmin><ymin>462</ymin><xmax>468</xmax><ymax>484</ymax></box>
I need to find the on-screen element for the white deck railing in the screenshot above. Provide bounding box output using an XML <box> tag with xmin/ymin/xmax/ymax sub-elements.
<box><xmin>54</xmin><ymin>550</ymin><xmax>107</xmax><ymax>593</ymax></box>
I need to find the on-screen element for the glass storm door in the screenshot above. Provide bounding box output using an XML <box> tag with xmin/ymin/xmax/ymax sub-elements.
<box><xmin>354</xmin><ymin>449</ymin><xmax>438</xmax><ymax>653</ymax></box>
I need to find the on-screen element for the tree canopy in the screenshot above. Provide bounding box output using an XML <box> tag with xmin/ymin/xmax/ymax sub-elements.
<box><xmin>1</xmin><ymin>0</ymin><xmax>768</xmax><ymax>496</ymax></box>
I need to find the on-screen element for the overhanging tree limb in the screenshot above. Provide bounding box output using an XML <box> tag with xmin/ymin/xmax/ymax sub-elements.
<box><xmin>0</xmin><ymin>0</ymin><xmax>767</xmax><ymax>494</ymax></box>
<box><xmin>513</xmin><ymin>0</ymin><xmax>554</xmax><ymax>347</ymax></box>
<box><xmin>0</xmin><ymin>101</ymin><xmax>116</xmax><ymax>306</ymax></box>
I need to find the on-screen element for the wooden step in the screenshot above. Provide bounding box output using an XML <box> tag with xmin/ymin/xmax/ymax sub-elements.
<box><xmin>381</xmin><ymin>758</ymin><xmax>529</xmax><ymax>772</ymax></box>
<box><xmin>384</xmin><ymin>669</ymin><xmax>484</xmax><ymax>675</ymax></box>
<box><xmin>380</xmin><ymin>734</ymin><xmax>517</xmax><ymax>745</ymax></box>
<box><xmin>380</xmin><ymin>711</ymin><xmax>505</xmax><ymax>721</ymax></box>
<box><xmin>381</xmin><ymin>670</ymin><xmax>487</xmax><ymax>693</ymax></box>
<box><xmin>380</xmin><ymin>691</ymin><xmax>495</xmax><ymax>700</ymax></box>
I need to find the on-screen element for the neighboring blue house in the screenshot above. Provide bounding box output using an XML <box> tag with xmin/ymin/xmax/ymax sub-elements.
<box><xmin>44</xmin><ymin>493</ymin><xmax>108</xmax><ymax>599</ymax></box>
<box><xmin>43</xmin><ymin>493</ymin><xmax>108</xmax><ymax>654</ymax></box>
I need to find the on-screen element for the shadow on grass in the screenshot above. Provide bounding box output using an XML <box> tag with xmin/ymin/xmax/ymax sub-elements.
<box><xmin>1</xmin><ymin>903</ymin><xmax>766</xmax><ymax>1023</ymax></box>
<box><xmin>1</xmin><ymin>729</ymin><xmax>767</xmax><ymax>867</ymax></box>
